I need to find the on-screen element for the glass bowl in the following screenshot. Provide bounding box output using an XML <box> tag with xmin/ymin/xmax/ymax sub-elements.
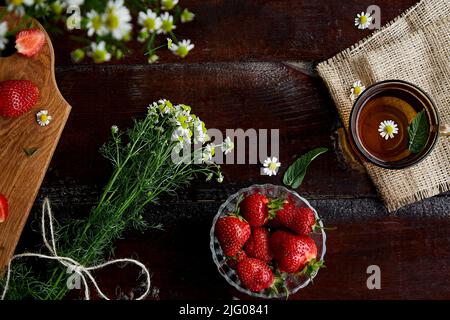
<box><xmin>209</xmin><ymin>184</ymin><xmax>326</xmax><ymax>299</ymax></box>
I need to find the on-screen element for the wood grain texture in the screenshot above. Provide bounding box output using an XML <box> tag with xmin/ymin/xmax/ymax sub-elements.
<box><xmin>0</xmin><ymin>13</ymin><xmax>71</xmax><ymax>273</ymax></box>
<box><xmin>47</xmin><ymin>63</ymin><xmax>374</xmax><ymax>197</ymax></box>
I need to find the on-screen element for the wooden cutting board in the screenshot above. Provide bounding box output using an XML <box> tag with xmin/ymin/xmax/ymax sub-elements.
<box><xmin>0</xmin><ymin>12</ymin><xmax>71</xmax><ymax>273</ymax></box>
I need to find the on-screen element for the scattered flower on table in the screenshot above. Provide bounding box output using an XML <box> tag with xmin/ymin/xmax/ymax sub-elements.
<box><xmin>104</xmin><ymin>0</ymin><xmax>132</xmax><ymax>40</ymax></box>
<box><xmin>378</xmin><ymin>120</ymin><xmax>399</xmax><ymax>140</ymax></box>
<box><xmin>0</xmin><ymin>21</ymin><xmax>8</xmax><ymax>51</ymax></box>
<box><xmin>354</xmin><ymin>11</ymin><xmax>373</xmax><ymax>30</ymax></box>
<box><xmin>89</xmin><ymin>41</ymin><xmax>111</xmax><ymax>63</ymax></box>
<box><xmin>138</xmin><ymin>9</ymin><xmax>162</xmax><ymax>35</ymax></box>
<box><xmin>181</xmin><ymin>8</ymin><xmax>195</xmax><ymax>23</ymax></box>
<box><xmin>1</xmin><ymin>0</ymin><xmax>196</xmax><ymax>63</ymax></box>
<box><xmin>350</xmin><ymin>80</ymin><xmax>366</xmax><ymax>101</ymax></box>
<box><xmin>159</xmin><ymin>12</ymin><xmax>176</xmax><ymax>34</ymax></box>
<box><xmin>36</xmin><ymin>110</ymin><xmax>52</xmax><ymax>126</ymax></box>
<box><xmin>86</xmin><ymin>10</ymin><xmax>108</xmax><ymax>37</ymax></box>
<box><xmin>6</xmin><ymin>0</ymin><xmax>34</xmax><ymax>16</ymax></box>
<box><xmin>161</xmin><ymin>0</ymin><xmax>179</xmax><ymax>11</ymax></box>
<box><xmin>262</xmin><ymin>157</ymin><xmax>281</xmax><ymax>176</ymax></box>
<box><xmin>169</xmin><ymin>39</ymin><xmax>194</xmax><ymax>58</ymax></box>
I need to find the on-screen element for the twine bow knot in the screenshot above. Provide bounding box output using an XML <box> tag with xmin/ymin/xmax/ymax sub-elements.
<box><xmin>1</xmin><ymin>198</ymin><xmax>151</xmax><ymax>300</ymax></box>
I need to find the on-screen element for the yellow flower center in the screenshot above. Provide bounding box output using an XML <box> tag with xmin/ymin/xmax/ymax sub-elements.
<box><xmin>360</xmin><ymin>16</ymin><xmax>368</xmax><ymax>24</ymax></box>
<box><xmin>268</xmin><ymin>162</ymin><xmax>277</xmax><ymax>171</ymax></box>
<box><xmin>92</xmin><ymin>16</ymin><xmax>102</xmax><ymax>30</ymax></box>
<box><xmin>106</xmin><ymin>13</ymin><xmax>119</xmax><ymax>30</ymax></box>
<box><xmin>176</xmin><ymin>46</ymin><xmax>189</xmax><ymax>58</ymax></box>
<box><xmin>162</xmin><ymin>20</ymin><xmax>173</xmax><ymax>32</ymax></box>
<box><xmin>354</xmin><ymin>86</ymin><xmax>362</xmax><ymax>95</ymax></box>
<box><xmin>40</xmin><ymin>114</ymin><xmax>48</xmax><ymax>122</ymax></box>
<box><xmin>385</xmin><ymin>125</ymin><xmax>394</xmax><ymax>134</ymax></box>
<box><xmin>12</xmin><ymin>0</ymin><xmax>23</xmax><ymax>5</ymax></box>
<box><xmin>143</xmin><ymin>18</ymin><xmax>155</xmax><ymax>30</ymax></box>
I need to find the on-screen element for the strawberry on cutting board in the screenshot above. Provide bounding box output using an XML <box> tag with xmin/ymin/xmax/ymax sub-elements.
<box><xmin>215</xmin><ymin>215</ymin><xmax>251</xmax><ymax>257</ymax></box>
<box><xmin>15</xmin><ymin>28</ymin><xmax>46</xmax><ymax>57</ymax></box>
<box><xmin>270</xmin><ymin>230</ymin><xmax>323</xmax><ymax>275</ymax></box>
<box><xmin>236</xmin><ymin>258</ymin><xmax>275</xmax><ymax>292</ymax></box>
<box><xmin>0</xmin><ymin>80</ymin><xmax>39</xmax><ymax>118</ymax></box>
<box><xmin>0</xmin><ymin>194</ymin><xmax>9</xmax><ymax>223</ymax></box>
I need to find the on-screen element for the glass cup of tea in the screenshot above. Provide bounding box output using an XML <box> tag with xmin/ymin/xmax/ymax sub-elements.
<box><xmin>349</xmin><ymin>80</ymin><xmax>449</xmax><ymax>169</ymax></box>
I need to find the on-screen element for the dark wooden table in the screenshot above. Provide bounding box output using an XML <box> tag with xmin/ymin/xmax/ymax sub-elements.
<box><xmin>17</xmin><ymin>0</ymin><xmax>450</xmax><ymax>300</ymax></box>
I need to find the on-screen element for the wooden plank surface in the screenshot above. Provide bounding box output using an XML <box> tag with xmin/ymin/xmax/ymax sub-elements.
<box><xmin>8</xmin><ymin>0</ymin><xmax>450</xmax><ymax>300</ymax></box>
<box><xmin>0</xmin><ymin>14</ymin><xmax>71</xmax><ymax>273</ymax></box>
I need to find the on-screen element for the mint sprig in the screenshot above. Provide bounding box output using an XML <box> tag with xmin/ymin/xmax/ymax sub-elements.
<box><xmin>283</xmin><ymin>147</ymin><xmax>328</xmax><ymax>189</ymax></box>
<box><xmin>407</xmin><ymin>110</ymin><xmax>429</xmax><ymax>153</ymax></box>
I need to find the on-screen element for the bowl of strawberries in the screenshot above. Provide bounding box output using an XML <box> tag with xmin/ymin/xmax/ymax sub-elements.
<box><xmin>210</xmin><ymin>184</ymin><xmax>326</xmax><ymax>299</ymax></box>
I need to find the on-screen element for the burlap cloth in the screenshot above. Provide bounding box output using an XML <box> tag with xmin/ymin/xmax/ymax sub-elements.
<box><xmin>317</xmin><ymin>0</ymin><xmax>450</xmax><ymax>212</ymax></box>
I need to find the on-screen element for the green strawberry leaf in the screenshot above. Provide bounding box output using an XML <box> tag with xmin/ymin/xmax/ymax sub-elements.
<box><xmin>283</xmin><ymin>147</ymin><xmax>328</xmax><ymax>189</ymax></box>
<box><xmin>407</xmin><ymin>110</ymin><xmax>429</xmax><ymax>153</ymax></box>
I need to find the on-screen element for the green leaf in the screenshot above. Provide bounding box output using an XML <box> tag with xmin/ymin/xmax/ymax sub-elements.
<box><xmin>407</xmin><ymin>110</ymin><xmax>429</xmax><ymax>153</ymax></box>
<box><xmin>283</xmin><ymin>147</ymin><xmax>328</xmax><ymax>189</ymax></box>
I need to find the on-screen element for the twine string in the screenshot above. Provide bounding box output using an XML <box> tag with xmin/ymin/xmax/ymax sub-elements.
<box><xmin>1</xmin><ymin>198</ymin><xmax>151</xmax><ymax>300</ymax></box>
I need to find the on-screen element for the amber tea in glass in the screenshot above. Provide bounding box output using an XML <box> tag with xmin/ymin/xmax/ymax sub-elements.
<box><xmin>349</xmin><ymin>80</ymin><xmax>441</xmax><ymax>169</ymax></box>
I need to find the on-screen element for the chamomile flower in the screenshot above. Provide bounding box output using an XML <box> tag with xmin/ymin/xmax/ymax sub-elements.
<box><xmin>350</xmin><ymin>80</ymin><xmax>366</xmax><ymax>101</ymax></box>
<box><xmin>0</xmin><ymin>22</ymin><xmax>9</xmax><ymax>51</ymax></box>
<box><xmin>104</xmin><ymin>0</ymin><xmax>132</xmax><ymax>40</ymax></box>
<box><xmin>217</xmin><ymin>172</ymin><xmax>224</xmax><ymax>183</ymax></box>
<box><xmin>181</xmin><ymin>9</ymin><xmax>195</xmax><ymax>23</ymax></box>
<box><xmin>36</xmin><ymin>110</ymin><xmax>52</xmax><ymax>126</ymax></box>
<box><xmin>158</xmin><ymin>12</ymin><xmax>176</xmax><ymax>34</ymax></box>
<box><xmin>147</xmin><ymin>54</ymin><xmax>159</xmax><ymax>64</ymax></box>
<box><xmin>111</xmin><ymin>125</ymin><xmax>119</xmax><ymax>134</ymax></box>
<box><xmin>202</xmin><ymin>143</ymin><xmax>216</xmax><ymax>162</ymax></box>
<box><xmin>221</xmin><ymin>137</ymin><xmax>234</xmax><ymax>155</ymax></box>
<box><xmin>161</xmin><ymin>0</ymin><xmax>178</xmax><ymax>11</ymax></box>
<box><xmin>169</xmin><ymin>39</ymin><xmax>194</xmax><ymax>58</ymax></box>
<box><xmin>262</xmin><ymin>157</ymin><xmax>281</xmax><ymax>176</ymax></box>
<box><xmin>378</xmin><ymin>120</ymin><xmax>399</xmax><ymax>140</ymax></box>
<box><xmin>86</xmin><ymin>10</ymin><xmax>107</xmax><ymax>37</ymax></box>
<box><xmin>355</xmin><ymin>12</ymin><xmax>373</xmax><ymax>30</ymax></box>
<box><xmin>138</xmin><ymin>9</ymin><xmax>162</xmax><ymax>33</ymax></box>
<box><xmin>6</xmin><ymin>0</ymin><xmax>34</xmax><ymax>16</ymax></box>
<box><xmin>89</xmin><ymin>41</ymin><xmax>111</xmax><ymax>63</ymax></box>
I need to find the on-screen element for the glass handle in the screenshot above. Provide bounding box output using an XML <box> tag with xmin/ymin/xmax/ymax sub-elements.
<box><xmin>440</xmin><ymin>124</ymin><xmax>450</xmax><ymax>137</ymax></box>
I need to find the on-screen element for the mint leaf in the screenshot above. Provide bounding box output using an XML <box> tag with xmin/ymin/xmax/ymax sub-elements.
<box><xmin>407</xmin><ymin>110</ymin><xmax>429</xmax><ymax>153</ymax></box>
<box><xmin>283</xmin><ymin>147</ymin><xmax>328</xmax><ymax>189</ymax></box>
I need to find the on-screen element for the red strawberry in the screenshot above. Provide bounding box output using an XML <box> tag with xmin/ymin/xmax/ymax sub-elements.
<box><xmin>236</xmin><ymin>258</ymin><xmax>274</xmax><ymax>292</ymax></box>
<box><xmin>0</xmin><ymin>194</ymin><xmax>9</xmax><ymax>223</ymax></box>
<box><xmin>0</xmin><ymin>80</ymin><xmax>39</xmax><ymax>118</ymax></box>
<box><xmin>226</xmin><ymin>250</ymin><xmax>247</xmax><ymax>269</ymax></box>
<box><xmin>289</xmin><ymin>207</ymin><xmax>317</xmax><ymax>235</ymax></box>
<box><xmin>274</xmin><ymin>202</ymin><xmax>318</xmax><ymax>235</ymax></box>
<box><xmin>244</xmin><ymin>227</ymin><xmax>273</xmax><ymax>262</ymax></box>
<box><xmin>215</xmin><ymin>216</ymin><xmax>251</xmax><ymax>257</ymax></box>
<box><xmin>271</xmin><ymin>230</ymin><xmax>322</xmax><ymax>275</ymax></box>
<box><xmin>240</xmin><ymin>193</ymin><xmax>269</xmax><ymax>226</ymax></box>
<box><xmin>15</xmin><ymin>28</ymin><xmax>46</xmax><ymax>57</ymax></box>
